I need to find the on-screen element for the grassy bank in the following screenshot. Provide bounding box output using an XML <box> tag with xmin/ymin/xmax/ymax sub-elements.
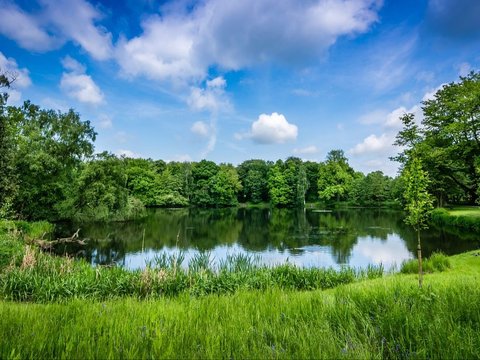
<box><xmin>431</xmin><ymin>206</ymin><xmax>480</xmax><ymax>232</ymax></box>
<box><xmin>1</xmin><ymin>220</ymin><xmax>479</xmax><ymax>358</ymax></box>
<box><xmin>1</xmin><ymin>251</ymin><xmax>479</xmax><ymax>359</ymax></box>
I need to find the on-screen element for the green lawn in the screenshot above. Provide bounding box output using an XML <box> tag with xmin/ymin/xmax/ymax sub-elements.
<box><xmin>1</xmin><ymin>251</ymin><xmax>479</xmax><ymax>359</ymax></box>
<box><xmin>447</xmin><ymin>206</ymin><xmax>480</xmax><ymax>218</ymax></box>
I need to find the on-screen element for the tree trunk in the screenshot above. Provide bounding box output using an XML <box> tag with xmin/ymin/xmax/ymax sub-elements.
<box><xmin>417</xmin><ymin>229</ymin><xmax>423</xmax><ymax>288</ymax></box>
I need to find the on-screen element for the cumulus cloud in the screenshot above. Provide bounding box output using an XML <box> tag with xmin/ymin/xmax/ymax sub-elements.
<box><xmin>293</xmin><ymin>145</ymin><xmax>318</xmax><ymax>155</ymax></box>
<box><xmin>187</xmin><ymin>76</ymin><xmax>230</xmax><ymax>113</ymax></box>
<box><xmin>60</xmin><ymin>56</ymin><xmax>104</xmax><ymax>105</ymax></box>
<box><xmin>0</xmin><ymin>52</ymin><xmax>32</xmax><ymax>104</ymax></box>
<box><xmin>115</xmin><ymin>0</ymin><xmax>382</xmax><ymax>83</ymax></box>
<box><xmin>115</xmin><ymin>15</ymin><xmax>201</xmax><ymax>82</ymax></box>
<box><xmin>349</xmin><ymin>133</ymin><xmax>392</xmax><ymax>155</ymax></box>
<box><xmin>238</xmin><ymin>112</ymin><xmax>298</xmax><ymax>144</ymax></box>
<box><xmin>191</xmin><ymin>121</ymin><xmax>210</xmax><ymax>137</ymax></box>
<box><xmin>0</xmin><ymin>0</ymin><xmax>112</xmax><ymax>60</ymax></box>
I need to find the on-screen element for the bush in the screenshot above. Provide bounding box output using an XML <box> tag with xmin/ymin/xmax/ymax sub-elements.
<box><xmin>400</xmin><ymin>252</ymin><xmax>451</xmax><ymax>274</ymax></box>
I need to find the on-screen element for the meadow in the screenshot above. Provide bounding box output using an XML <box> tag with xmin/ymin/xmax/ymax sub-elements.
<box><xmin>1</xmin><ymin>251</ymin><xmax>479</xmax><ymax>359</ymax></box>
<box><xmin>1</xmin><ymin>221</ymin><xmax>479</xmax><ymax>358</ymax></box>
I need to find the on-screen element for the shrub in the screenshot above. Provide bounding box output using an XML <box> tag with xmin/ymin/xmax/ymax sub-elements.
<box><xmin>400</xmin><ymin>252</ymin><xmax>451</xmax><ymax>274</ymax></box>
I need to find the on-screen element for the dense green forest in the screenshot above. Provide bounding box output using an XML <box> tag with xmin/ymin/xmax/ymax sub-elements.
<box><xmin>1</xmin><ymin>72</ymin><xmax>479</xmax><ymax>222</ymax></box>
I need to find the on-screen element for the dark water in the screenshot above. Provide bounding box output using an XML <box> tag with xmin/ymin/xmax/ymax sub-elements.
<box><xmin>56</xmin><ymin>208</ymin><xmax>480</xmax><ymax>270</ymax></box>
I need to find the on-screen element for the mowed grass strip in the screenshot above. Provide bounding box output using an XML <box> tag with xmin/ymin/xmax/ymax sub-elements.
<box><xmin>1</xmin><ymin>251</ymin><xmax>480</xmax><ymax>359</ymax></box>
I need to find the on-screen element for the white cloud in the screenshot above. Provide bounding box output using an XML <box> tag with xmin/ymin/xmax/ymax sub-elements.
<box><xmin>358</xmin><ymin>104</ymin><xmax>422</xmax><ymax>129</ymax></box>
<box><xmin>60</xmin><ymin>57</ymin><xmax>104</xmax><ymax>105</ymax></box>
<box><xmin>349</xmin><ymin>133</ymin><xmax>392</xmax><ymax>155</ymax></box>
<box><xmin>61</xmin><ymin>56</ymin><xmax>86</xmax><ymax>73</ymax></box>
<box><xmin>191</xmin><ymin>121</ymin><xmax>210</xmax><ymax>137</ymax></box>
<box><xmin>0</xmin><ymin>0</ymin><xmax>113</xmax><ymax>60</ymax></box>
<box><xmin>0</xmin><ymin>52</ymin><xmax>32</xmax><ymax>104</ymax></box>
<box><xmin>187</xmin><ymin>76</ymin><xmax>230</xmax><ymax>113</ymax></box>
<box><xmin>238</xmin><ymin>112</ymin><xmax>298</xmax><ymax>144</ymax></box>
<box><xmin>293</xmin><ymin>145</ymin><xmax>318</xmax><ymax>155</ymax></box>
<box><xmin>422</xmin><ymin>84</ymin><xmax>445</xmax><ymax>102</ymax></box>
<box><xmin>0</xmin><ymin>52</ymin><xmax>32</xmax><ymax>88</ymax></box>
<box><xmin>116</xmin><ymin>149</ymin><xmax>142</xmax><ymax>158</ymax></box>
<box><xmin>42</xmin><ymin>0</ymin><xmax>113</xmax><ymax>60</ymax></box>
<box><xmin>60</xmin><ymin>72</ymin><xmax>104</xmax><ymax>105</ymax></box>
<box><xmin>0</xmin><ymin>3</ymin><xmax>56</xmax><ymax>51</ymax></box>
<box><xmin>115</xmin><ymin>0</ymin><xmax>382</xmax><ymax>83</ymax></box>
<box><xmin>115</xmin><ymin>15</ymin><xmax>201</xmax><ymax>82</ymax></box>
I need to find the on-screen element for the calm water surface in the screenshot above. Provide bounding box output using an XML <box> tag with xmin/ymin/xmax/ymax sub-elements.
<box><xmin>56</xmin><ymin>208</ymin><xmax>479</xmax><ymax>270</ymax></box>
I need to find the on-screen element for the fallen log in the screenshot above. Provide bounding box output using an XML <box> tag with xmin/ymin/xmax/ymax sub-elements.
<box><xmin>30</xmin><ymin>229</ymin><xmax>88</xmax><ymax>250</ymax></box>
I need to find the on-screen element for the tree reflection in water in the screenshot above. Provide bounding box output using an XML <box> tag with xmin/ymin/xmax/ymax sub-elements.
<box><xmin>54</xmin><ymin>208</ymin><xmax>479</xmax><ymax>269</ymax></box>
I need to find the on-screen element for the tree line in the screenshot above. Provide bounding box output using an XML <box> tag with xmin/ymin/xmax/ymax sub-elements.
<box><xmin>1</xmin><ymin>71</ymin><xmax>479</xmax><ymax>221</ymax></box>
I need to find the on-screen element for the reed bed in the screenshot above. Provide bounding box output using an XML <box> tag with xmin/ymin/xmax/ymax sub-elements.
<box><xmin>0</xmin><ymin>242</ymin><xmax>383</xmax><ymax>302</ymax></box>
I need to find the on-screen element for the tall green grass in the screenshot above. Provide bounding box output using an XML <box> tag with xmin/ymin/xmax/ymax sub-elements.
<box><xmin>0</xmin><ymin>239</ymin><xmax>383</xmax><ymax>302</ymax></box>
<box><xmin>1</xmin><ymin>274</ymin><xmax>479</xmax><ymax>359</ymax></box>
<box><xmin>400</xmin><ymin>252</ymin><xmax>451</xmax><ymax>274</ymax></box>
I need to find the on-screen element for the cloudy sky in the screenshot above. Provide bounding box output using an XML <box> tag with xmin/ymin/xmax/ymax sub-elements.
<box><xmin>1</xmin><ymin>0</ymin><xmax>479</xmax><ymax>175</ymax></box>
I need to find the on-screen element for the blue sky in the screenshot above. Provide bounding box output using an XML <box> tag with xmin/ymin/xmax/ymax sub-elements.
<box><xmin>1</xmin><ymin>0</ymin><xmax>479</xmax><ymax>175</ymax></box>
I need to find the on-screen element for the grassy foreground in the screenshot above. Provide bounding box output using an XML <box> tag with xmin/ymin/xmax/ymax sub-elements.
<box><xmin>0</xmin><ymin>252</ymin><xmax>479</xmax><ymax>359</ymax></box>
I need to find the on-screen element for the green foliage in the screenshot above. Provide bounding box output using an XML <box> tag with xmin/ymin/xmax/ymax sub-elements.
<box><xmin>403</xmin><ymin>157</ymin><xmax>434</xmax><ymax>231</ymax></box>
<box><xmin>268</xmin><ymin>158</ymin><xmax>307</xmax><ymax>207</ymax></box>
<box><xmin>64</xmin><ymin>153</ymin><xmax>145</xmax><ymax>221</ymax></box>
<box><xmin>394</xmin><ymin>72</ymin><xmax>480</xmax><ymax>205</ymax></box>
<box><xmin>6</xmin><ymin>102</ymin><xmax>96</xmax><ymax>220</ymax></box>
<box><xmin>430</xmin><ymin>207</ymin><xmax>480</xmax><ymax>232</ymax></box>
<box><xmin>190</xmin><ymin>161</ymin><xmax>242</xmax><ymax>207</ymax></box>
<box><xmin>400</xmin><ymin>252</ymin><xmax>451</xmax><ymax>274</ymax></box>
<box><xmin>237</xmin><ymin>159</ymin><xmax>271</xmax><ymax>203</ymax></box>
<box><xmin>318</xmin><ymin>150</ymin><xmax>354</xmax><ymax>203</ymax></box>
<box><xmin>268</xmin><ymin>160</ymin><xmax>292</xmax><ymax>206</ymax></box>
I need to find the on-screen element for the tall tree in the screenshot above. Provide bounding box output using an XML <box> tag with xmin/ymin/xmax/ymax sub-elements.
<box><xmin>268</xmin><ymin>160</ymin><xmax>292</xmax><ymax>207</ymax></box>
<box><xmin>394</xmin><ymin>72</ymin><xmax>480</xmax><ymax>205</ymax></box>
<box><xmin>237</xmin><ymin>159</ymin><xmax>270</xmax><ymax>203</ymax></box>
<box><xmin>0</xmin><ymin>72</ymin><xmax>15</xmax><ymax>216</ymax></box>
<box><xmin>403</xmin><ymin>156</ymin><xmax>434</xmax><ymax>288</ymax></box>
<box><xmin>317</xmin><ymin>150</ymin><xmax>354</xmax><ymax>203</ymax></box>
<box><xmin>8</xmin><ymin>102</ymin><xmax>96</xmax><ymax>220</ymax></box>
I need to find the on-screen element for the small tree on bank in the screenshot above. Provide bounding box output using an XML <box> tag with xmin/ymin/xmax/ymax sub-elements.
<box><xmin>403</xmin><ymin>156</ymin><xmax>434</xmax><ymax>288</ymax></box>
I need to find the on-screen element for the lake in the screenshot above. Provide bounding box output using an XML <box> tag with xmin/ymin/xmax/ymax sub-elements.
<box><xmin>56</xmin><ymin>208</ymin><xmax>479</xmax><ymax>270</ymax></box>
